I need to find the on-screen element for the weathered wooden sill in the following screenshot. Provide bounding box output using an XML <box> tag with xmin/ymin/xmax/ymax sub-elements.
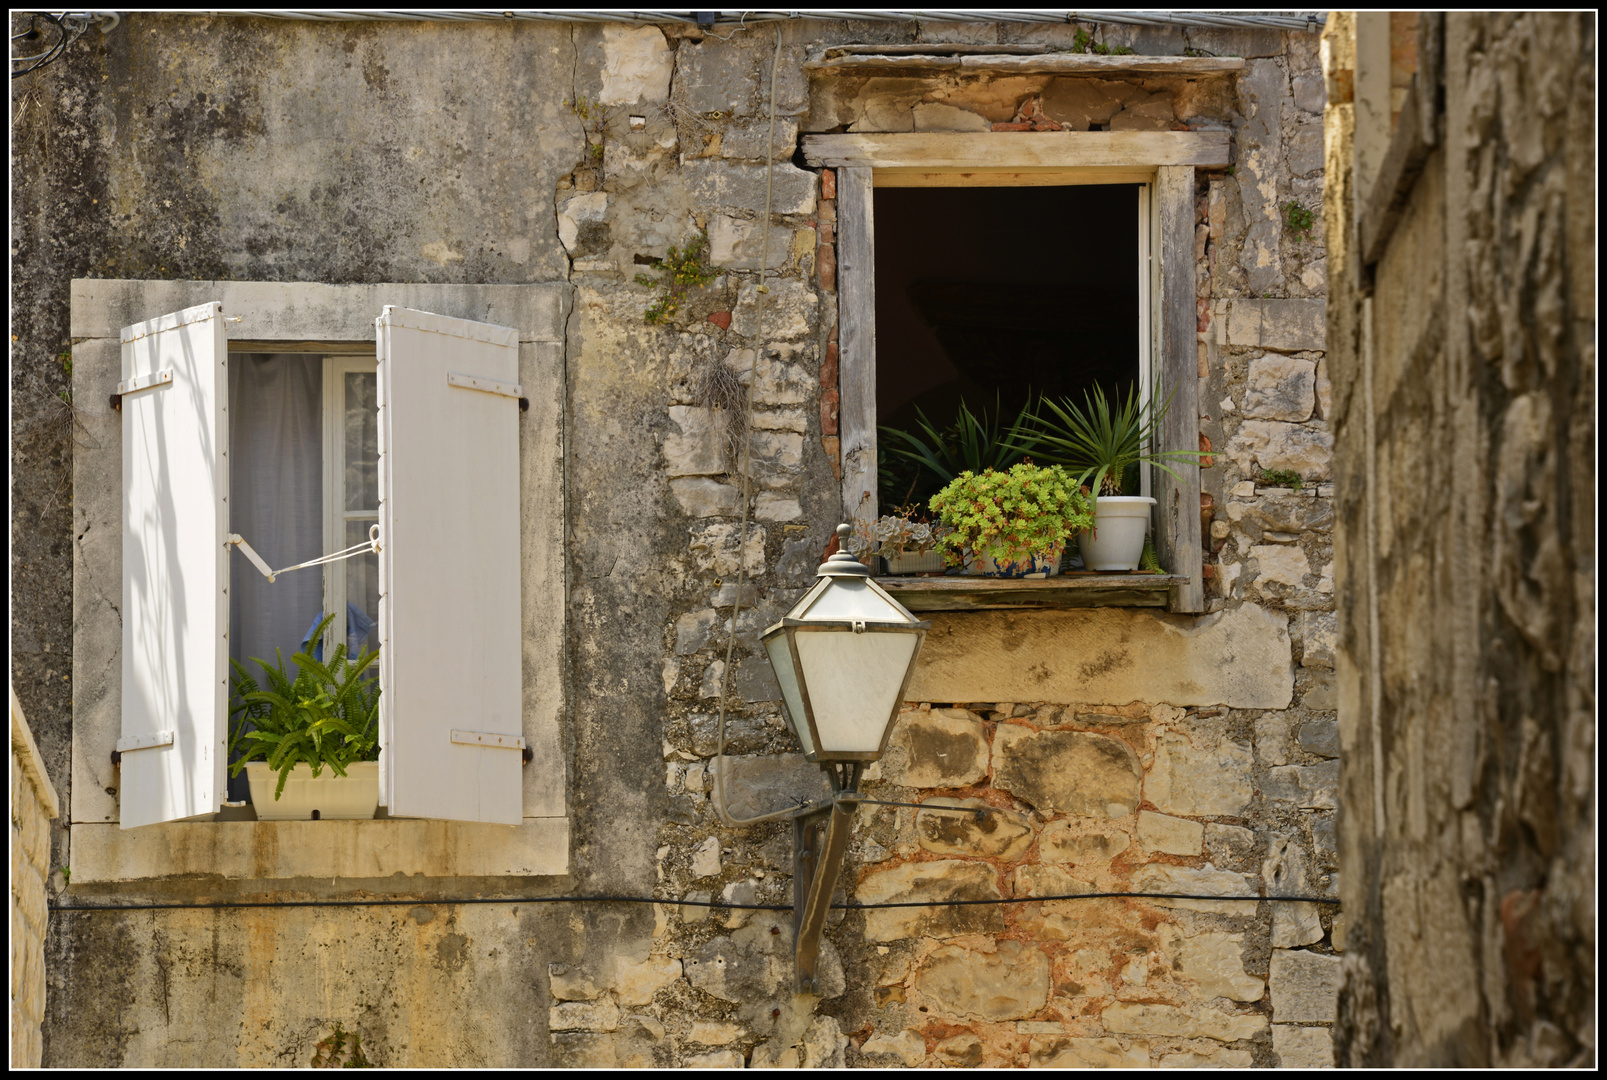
<box><xmin>877</xmin><ymin>573</ymin><xmax>1187</xmax><ymax>611</ymax></box>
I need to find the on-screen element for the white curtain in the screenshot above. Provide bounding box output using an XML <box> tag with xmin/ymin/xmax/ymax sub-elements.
<box><xmin>228</xmin><ymin>354</ymin><xmax>322</xmax><ymax>797</ymax></box>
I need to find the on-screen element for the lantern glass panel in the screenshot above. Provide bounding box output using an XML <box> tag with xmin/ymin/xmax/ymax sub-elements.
<box><xmin>763</xmin><ymin>631</ymin><xmax>815</xmax><ymax>758</ymax></box>
<box><xmin>794</xmin><ymin>630</ymin><xmax>920</xmax><ymax>753</ymax></box>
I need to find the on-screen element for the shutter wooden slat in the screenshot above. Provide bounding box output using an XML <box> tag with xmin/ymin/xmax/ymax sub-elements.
<box><xmin>377</xmin><ymin>307</ymin><xmax>523</xmax><ymax>824</ymax></box>
<box><xmin>120</xmin><ymin>302</ymin><xmax>229</xmax><ymax>828</ymax></box>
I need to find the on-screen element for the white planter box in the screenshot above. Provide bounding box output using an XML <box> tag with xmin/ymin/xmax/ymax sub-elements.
<box><xmin>243</xmin><ymin>761</ymin><xmax>380</xmax><ymax>821</ymax></box>
<box><xmin>883</xmin><ymin>550</ymin><xmax>947</xmax><ymax>575</ymax></box>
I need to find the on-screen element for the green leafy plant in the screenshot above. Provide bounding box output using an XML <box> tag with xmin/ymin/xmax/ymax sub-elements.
<box><xmin>1258</xmin><ymin>468</ymin><xmax>1304</xmax><ymax>491</ymax></box>
<box><xmin>1015</xmin><ymin>380</ymin><xmax>1211</xmax><ymax>501</ymax></box>
<box><xmin>312</xmin><ymin>1022</ymin><xmax>372</xmax><ymax>1068</ymax></box>
<box><xmin>228</xmin><ymin>613</ymin><xmax>380</xmax><ymax>801</ymax></box>
<box><xmin>928</xmin><ymin>462</ymin><xmax>1093</xmax><ymax>568</ymax></box>
<box><xmin>58</xmin><ymin>866</ymin><xmax>71</xmax><ymax>884</ymax></box>
<box><xmin>1285</xmin><ymin>200</ymin><xmax>1315</xmax><ymax>242</ymax></box>
<box><xmin>879</xmin><ymin>394</ymin><xmax>1040</xmax><ymax>507</ymax></box>
<box><xmin>1140</xmin><ymin>536</ymin><xmax>1163</xmax><ymax>573</ymax></box>
<box><xmin>636</xmin><ymin>230</ymin><xmax>718</xmax><ymax>325</ymax></box>
<box><xmin>1071</xmin><ymin>27</ymin><xmax>1135</xmax><ymax>55</ymax></box>
<box><xmin>568</xmin><ymin>96</ymin><xmax>609</xmax><ymax>164</ymax></box>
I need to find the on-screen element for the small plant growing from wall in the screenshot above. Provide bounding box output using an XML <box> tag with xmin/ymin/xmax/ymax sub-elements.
<box><xmin>636</xmin><ymin>231</ymin><xmax>718</xmax><ymax>325</ymax></box>
<box><xmin>567</xmin><ymin>96</ymin><xmax>609</xmax><ymax>164</ymax></box>
<box><xmin>1258</xmin><ymin>468</ymin><xmax>1304</xmax><ymax>491</ymax></box>
<box><xmin>1285</xmin><ymin>200</ymin><xmax>1316</xmax><ymax>243</ymax></box>
<box><xmin>311</xmin><ymin>1022</ymin><xmax>372</xmax><ymax>1068</ymax></box>
<box><xmin>1072</xmin><ymin>27</ymin><xmax>1135</xmax><ymax>55</ymax></box>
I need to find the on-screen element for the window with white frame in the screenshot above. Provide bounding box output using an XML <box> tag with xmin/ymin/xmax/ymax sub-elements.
<box><xmin>116</xmin><ymin>302</ymin><xmax>527</xmax><ymax>828</ymax></box>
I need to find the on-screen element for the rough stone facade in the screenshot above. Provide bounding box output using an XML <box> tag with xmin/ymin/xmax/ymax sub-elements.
<box><xmin>1322</xmin><ymin>12</ymin><xmax>1595</xmax><ymax>1068</ymax></box>
<box><xmin>11</xmin><ymin>690</ymin><xmax>60</xmax><ymax>1067</ymax></box>
<box><xmin>13</xmin><ymin>14</ymin><xmax>1340</xmax><ymax>1067</ymax></box>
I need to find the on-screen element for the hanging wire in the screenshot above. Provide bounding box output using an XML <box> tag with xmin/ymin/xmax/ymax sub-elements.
<box><xmin>11</xmin><ymin>13</ymin><xmax>79</xmax><ymax>79</ymax></box>
<box><xmin>228</xmin><ymin>11</ymin><xmax>1327</xmax><ymax>32</ymax></box>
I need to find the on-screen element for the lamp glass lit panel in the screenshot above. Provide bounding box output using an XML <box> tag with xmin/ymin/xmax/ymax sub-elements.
<box><xmin>763</xmin><ymin>631</ymin><xmax>815</xmax><ymax>758</ymax></box>
<box><xmin>794</xmin><ymin>631</ymin><xmax>920</xmax><ymax>753</ymax></box>
<box><xmin>794</xmin><ymin>577</ymin><xmax>911</xmax><ymax>623</ymax></box>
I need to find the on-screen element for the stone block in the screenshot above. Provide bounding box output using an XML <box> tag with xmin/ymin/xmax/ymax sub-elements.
<box><xmin>1038</xmin><ymin>823</ymin><xmax>1130</xmax><ymax>867</ymax></box>
<box><xmin>1138</xmin><ymin>811</ymin><xmax>1204</xmax><ymax>855</ymax></box>
<box><xmin>856</xmin><ymin>860</ymin><xmax>1005</xmax><ymax>942</ymax></box>
<box><xmin>992</xmin><ymin>726</ymin><xmax>1141</xmax><ymax>817</ymax></box>
<box><xmin>715</xmin><ymin>753</ymin><xmax>830</xmax><ymax>822</ymax></box>
<box><xmin>1298</xmin><ymin>610</ymin><xmax>1337</xmax><ymax>668</ymax></box>
<box><xmin>1012</xmin><ymin>864</ymin><xmax>1095</xmax><ymax>899</ymax></box>
<box><xmin>1158</xmin><ymin>1048</ymin><xmax>1254</xmax><ymax>1067</ymax></box>
<box><xmin>1132</xmin><ymin>864</ymin><xmax>1259</xmax><ymax>915</ymax></box>
<box><xmin>706</xmin><ymin>214</ymin><xmax>789</xmax><ymax>270</ymax></box>
<box><xmin>557</xmin><ymin>192</ymin><xmax>609</xmax><ymax>254</ymax></box>
<box><xmin>917</xmin><ymin>798</ymin><xmax>1034</xmax><ymax>860</ymax></box>
<box><xmin>689</xmin><ymin>523</ymin><xmax>765</xmax><ymax>578</ymax></box>
<box><xmin>1272</xmin><ymin>902</ymin><xmax>1325</xmax><ymax>948</ymax></box>
<box><xmin>1221</xmin><ymin>299</ymin><xmax>1327</xmax><ymax>352</ymax></box>
<box><xmin>725</xmin><ymin>348</ymin><xmax>813</xmax><ymax>406</ymax></box>
<box><xmin>675</xmin><ymin>41</ymin><xmax>759</xmax><ymax>115</ymax></box>
<box><xmin>1147</xmin><ymin>729</ymin><xmax>1254</xmax><ymax>817</ymax></box>
<box><xmin>665</xmin><ymin>407</ymin><xmax>727</xmax><ymax>477</ymax></box>
<box><xmin>1252</xmin><ymin>544</ymin><xmax>1313</xmax><ymax>588</ymax></box>
<box><xmin>753</xmin><ymin>493</ymin><xmax>801</xmax><ymax>521</ymax></box>
<box><xmin>1227</xmin><ymin>421</ymin><xmax>1334</xmax><ymax>481</ymax></box>
<box><xmin>719</xmin><ymin>118</ymin><xmax>801</xmax><ymax>160</ymax></box>
<box><xmin>731</xmin><ymin>280</ymin><xmax>817</xmax><ymax>342</ymax></box>
<box><xmin>1101</xmin><ymin>1002</ymin><xmax>1269</xmax><ymax>1042</ymax></box>
<box><xmin>1161</xmin><ymin>925</ymin><xmax>1264</xmax><ymax>1002</ymax></box>
<box><xmin>1314</xmin><ymin>359</ymin><xmax>1332</xmax><ymax>419</ymax></box>
<box><xmin>911</xmin><ymin>103</ymin><xmax>991</xmax><ymax>132</ymax></box>
<box><xmin>684</xmin><ymin>161</ymin><xmax>816</xmax><ymax>217</ymax></box>
<box><xmin>846</xmin><ymin>77</ymin><xmax>923</xmax><ymax>131</ymax></box>
<box><xmin>932</xmin><ymin>1033</ymin><xmax>983</xmax><ymax>1067</ymax></box>
<box><xmin>549</xmin><ymin>963</ymin><xmax>612</xmax><ymax>1002</ymax></box>
<box><xmin>684</xmin><ymin>1049</ymin><xmax>744</xmax><ymax>1069</ymax></box>
<box><xmin>599</xmin><ymin>24</ymin><xmax>673</xmax><ymax>104</ymax></box>
<box><xmin>907</xmin><ymin>605</ymin><xmax>1294</xmax><ymax>710</ymax></box>
<box><xmin>675</xmin><ymin>609</ymin><xmax>720</xmax><ymax>654</ymax></box>
<box><xmin>549</xmin><ymin>999</ymin><xmax>621</xmax><ymax>1032</ymax></box>
<box><xmin>884</xmin><ymin>709</ymin><xmax>989</xmax><ymax>789</ymax></box>
<box><xmin>670</xmin><ymin>477</ymin><xmax>740</xmax><ymax>518</ymax></box>
<box><xmin>691</xmin><ymin>835</ymin><xmax>722</xmax><ymax>878</ymax></box>
<box><xmin>1109</xmin><ymin>91</ymin><xmax>1177</xmax><ymax>132</ymax></box>
<box><xmin>1029</xmin><ymin>1036</ymin><xmax>1149</xmax><ymax>1068</ymax></box>
<box><xmin>1265</xmin><ymin>762</ymin><xmax>1339</xmax><ymax>809</ymax></box>
<box><xmin>1256</xmin><ymin>714</ymin><xmax>1291</xmax><ymax>765</ymax></box>
<box><xmin>915</xmin><ymin>940</ymin><xmax>1050</xmax><ymax>1021</ymax></box>
<box><xmin>614</xmin><ymin>955</ymin><xmax>682</xmax><ymax>1006</ymax></box>
<box><xmin>802</xmin><ymin>1016</ymin><xmax>848</xmax><ymax>1068</ymax></box>
<box><xmin>1288</xmin><ymin>123</ymin><xmax>1325</xmax><ymax>176</ymax></box>
<box><xmin>1310</xmin><ymin>814</ymin><xmax>1338</xmax><ymax>870</ymax></box>
<box><xmin>689</xmin><ymin>713</ymin><xmax>771</xmax><ymax>757</ymax></box>
<box><xmin>862</xmin><ymin>1028</ymin><xmax>925</xmax><ymax>1066</ymax></box>
<box><xmin>689</xmin><ymin>1021</ymin><xmax>744</xmax><ymax>1046</ymax></box>
<box><xmin>1243</xmin><ymin>354</ymin><xmax>1317</xmax><ymax>421</ymax></box>
<box><xmin>1228</xmin><ymin>493</ymin><xmax>1334</xmax><ymax>534</ymax></box>
<box><xmin>1041</xmin><ymin>78</ymin><xmax>1135</xmax><ymax>129</ymax></box>
<box><xmin>1187</xmin><ymin>26</ymin><xmax>1287</xmax><ymax>59</ymax></box>
<box><xmin>1297</xmin><ymin>719</ymin><xmax>1339</xmax><ymax>758</ymax></box>
<box><xmin>1273</xmin><ymin>1024</ymin><xmax>1334</xmax><ymax>1068</ymax></box>
<box><xmin>1269</xmin><ymin>950</ymin><xmax>1339</xmax><ymax>1022</ymax></box>
<box><xmin>550</xmin><ymin>1032</ymin><xmax>622</xmax><ymax>1068</ymax></box>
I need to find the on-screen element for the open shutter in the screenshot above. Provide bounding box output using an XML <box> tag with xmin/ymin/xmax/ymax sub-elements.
<box><xmin>119</xmin><ymin>302</ymin><xmax>229</xmax><ymax>828</ymax></box>
<box><xmin>377</xmin><ymin>307</ymin><xmax>523</xmax><ymax>824</ymax></box>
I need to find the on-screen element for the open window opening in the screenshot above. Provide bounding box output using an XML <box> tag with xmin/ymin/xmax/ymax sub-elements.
<box><xmin>225</xmin><ymin>351</ymin><xmax>380</xmax><ymax>803</ymax></box>
<box><xmin>873</xmin><ymin>183</ymin><xmax>1149</xmax><ymax>512</ymax></box>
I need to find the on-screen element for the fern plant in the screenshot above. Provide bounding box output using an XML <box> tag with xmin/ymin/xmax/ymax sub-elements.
<box><xmin>228</xmin><ymin>613</ymin><xmax>381</xmax><ymax>801</ymax></box>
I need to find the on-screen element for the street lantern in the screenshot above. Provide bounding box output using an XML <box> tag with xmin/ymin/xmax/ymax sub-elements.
<box><xmin>761</xmin><ymin>524</ymin><xmax>931</xmax><ymax>764</ymax></box>
<box><xmin>759</xmin><ymin>524</ymin><xmax>931</xmax><ymax>993</ymax></box>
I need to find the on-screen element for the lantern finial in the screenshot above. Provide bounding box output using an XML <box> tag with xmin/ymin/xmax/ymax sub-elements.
<box><xmin>819</xmin><ymin>522</ymin><xmax>871</xmax><ymax>577</ymax></box>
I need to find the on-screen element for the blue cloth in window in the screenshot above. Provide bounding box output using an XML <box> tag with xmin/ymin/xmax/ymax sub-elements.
<box><xmin>301</xmin><ymin>604</ymin><xmax>378</xmax><ymax>662</ymax></box>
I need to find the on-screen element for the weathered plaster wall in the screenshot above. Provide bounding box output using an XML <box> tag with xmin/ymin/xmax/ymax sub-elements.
<box><xmin>11</xmin><ymin>689</ymin><xmax>60</xmax><ymax>1067</ymax></box>
<box><xmin>13</xmin><ymin>14</ymin><xmax>1337</xmax><ymax>1068</ymax></box>
<box><xmin>1323</xmin><ymin>11</ymin><xmax>1595</xmax><ymax>1068</ymax></box>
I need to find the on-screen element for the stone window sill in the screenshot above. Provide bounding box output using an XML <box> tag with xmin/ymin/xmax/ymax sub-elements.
<box><xmin>877</xmin><ymin>574</ymin><xmax>1188</xmax><ymax>611</ymax></box>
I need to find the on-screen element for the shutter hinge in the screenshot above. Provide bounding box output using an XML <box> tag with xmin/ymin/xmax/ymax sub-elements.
<box><xmin>446</xmin><ymin>371</ymin><xmax>524</xmax><ymax>400</ymax></box>
<box><xmin>113</xmin><ymin>731</ymin><xmax>175</xmax><ymax>764</ymax></box>
<box><xmin>450</xmin><ymin>729</ymin><xmax>526</xmax><ymax>751</ymax></box>
<box><xmin>117</xmin><ymin>369</ymin><xmax>175</xmax><ymax>397</ymax></box>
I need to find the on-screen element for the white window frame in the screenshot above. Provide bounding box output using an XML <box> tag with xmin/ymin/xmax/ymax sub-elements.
<box><xmin>68</xmin><ymin>280</ymin><xmax>571</xmax><ymax>882</ymax></box>
<box><xmin>320</xmin><ymin>354</ymin><xmax>380</xmax><ymax>658</ymax></box>
<box><xmin>803</xmin><ymin>132</ymin><xmax>1220</xmax><ymax>612</ymax></box>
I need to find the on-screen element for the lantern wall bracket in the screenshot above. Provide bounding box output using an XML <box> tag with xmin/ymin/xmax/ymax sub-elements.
<box><xmin>793</xmin><ymin>763</ymin><xmax>865</xmax><ymax>994</ymax></box>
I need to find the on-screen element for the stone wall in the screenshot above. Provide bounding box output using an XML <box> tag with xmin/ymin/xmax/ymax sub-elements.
<box><xmin>1323</xmin><ymin>12</ymin><xmax>1595</xmax><ymax>1068</ymax></box>
<box><xmin>12</xmin><ymin>688</ymin><xmax>60</xmax><ymax>1067</ymax></box>
<box><xmin>13</xmin><ymin>14</ymin><xmax>1337</xmax><ymax>1067</ymax></box>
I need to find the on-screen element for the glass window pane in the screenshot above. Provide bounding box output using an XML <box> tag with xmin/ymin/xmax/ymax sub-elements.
<box><xmin>344</xmin><ymin>371</ymin><xmax>378</xmax><ymax>513</ymax></box>
<box><xmin>345</xmin><ymin>517</ymin><xmax>380</xmax><ymax>658</ymax></box>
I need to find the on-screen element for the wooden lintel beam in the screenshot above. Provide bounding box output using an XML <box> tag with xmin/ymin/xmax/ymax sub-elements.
<box><xmin>802</xmin><ymin>132</ymin><xmax>1232</xmax><ymax>170</ymax></box>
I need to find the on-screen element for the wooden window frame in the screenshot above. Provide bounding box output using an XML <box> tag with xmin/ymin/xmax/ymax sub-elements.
<box><xmin>803</xmin><ymin>132</ymin><xmax>1225</xmax><ymax>613</ymax></box>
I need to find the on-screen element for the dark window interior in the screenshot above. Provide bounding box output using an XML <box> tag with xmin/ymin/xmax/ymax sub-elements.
<box><xmin>874</xmin><ymin>184</ymin><xmax>1141</xmax><ymax>507</ymax></box>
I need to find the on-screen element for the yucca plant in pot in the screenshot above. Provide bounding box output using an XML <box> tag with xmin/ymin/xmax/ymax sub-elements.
<box><xmin>228</xmin><ymin>613</ymin><xmax>382</xmax><ymax>821</ymax></box>
<box><xmin>1018</xmin><ymin>380</ymin><xmax>1209</xmax><ymax>572</ymax></box>
<box><xmin>928</xmin><ymin>462</ymin><xmax>1094</xmax><ymax>578</ymax></box>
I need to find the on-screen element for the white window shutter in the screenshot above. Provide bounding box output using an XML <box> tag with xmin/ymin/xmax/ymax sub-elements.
<box><xmin>376</xmin><ymin>307</ymin><xmax>524</xmax><ymax>824</ymax></box>
<box><xmin>119</xmin><ymin>302</ymin><xmax>229</xmax><ymax>828</ymax></box>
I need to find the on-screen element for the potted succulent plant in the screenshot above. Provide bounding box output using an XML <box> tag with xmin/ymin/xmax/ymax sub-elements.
<box><xmin>1018</xmin><ymin>381</ymin><xmax>1208</xmax><ymax>572</ymax></box>
<box><xmin>846</xmin><ymin>512</ymin><xmax>953</xmax><ymax>574</ymax></box>
<box><xmin>928</xmin><ymin>462</ymin><xmax>1094</xmax><ymax>578</ymax></box>
<box><xmin>228</xmin><ymin>613</ymin><xmax>382</xmax><ymax>821</ymax></box>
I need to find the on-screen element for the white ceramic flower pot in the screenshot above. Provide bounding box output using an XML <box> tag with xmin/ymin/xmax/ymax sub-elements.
<box><xmin>244</xmin><ymin>761</ymin><xmax>379</xmax><ymax>820</ymax></box>
<box><xmin>1077</xmin><ymin>496</ymin><xmax>1155</xmax><ymax>572</ymax></box>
